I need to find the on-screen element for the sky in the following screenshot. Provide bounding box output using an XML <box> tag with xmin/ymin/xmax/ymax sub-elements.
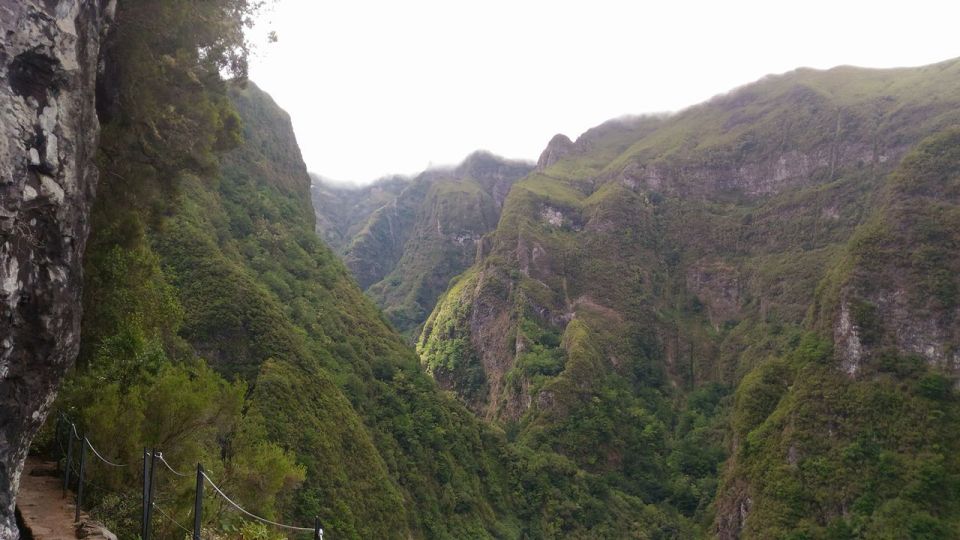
<box><xmin>247</xmin><ymin>0</ymin><xmax>960</xmax><ymax>184</ymax></box>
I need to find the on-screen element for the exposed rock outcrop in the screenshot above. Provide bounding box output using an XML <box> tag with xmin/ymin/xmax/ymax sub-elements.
<box><xmin>455</xmin><ymin>150</ymin><xmax>532</xmax><ymax>208</ymax></box>
<box><xmin>76</xmin><ymin>521</ymin><xmax>118</xmax><ymax>540</ymax></box>
<box><xmin>830</xmin><ymin>129</ymin><xmax>960</xmax><ymax>377</ymax></box>
<box><xmin>536</xmin><ymin>133</ymin><xmax>574</xmax><ymax>171</ymax></box>
<box><xmin>314</xmin><ymin>152</ymin><xmax>532</xmax><ymax>336</ymax></box>
<box><xmin>687</xmin><ymin>260</ymin><xmax>742</xmax><ymax>330</ymax></box>
<box><xmin>0</xmin><ymin>1</ymin><xmax>114</xmax><ymax>535</ymax></box>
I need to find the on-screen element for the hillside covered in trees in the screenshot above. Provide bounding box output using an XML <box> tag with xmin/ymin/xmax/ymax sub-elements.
<box><xmin>312</xmin><ymin>153</ymin><xmax>532</xmax><ymax>337</ymax></box>
<box><xmin>4</xmin><ymin>1</ymin><xmax>960</xmax><ymax>539</ymax></box>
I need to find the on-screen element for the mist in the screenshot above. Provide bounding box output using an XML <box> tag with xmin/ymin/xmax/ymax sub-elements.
<box><xmin>249</xmin><ymin>0</ymin><xmax>960</xmax><ymax>185</ymax></box>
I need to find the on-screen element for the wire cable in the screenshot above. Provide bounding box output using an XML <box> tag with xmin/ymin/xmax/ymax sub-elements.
<box><xmin>56</xmin><ymin>413</ymin><xmax>318</xmax><ymax>537</ymax></box>
<box><xmin>84</xmin><ymin>438</ymin><xmax>127</xmax><ymax>468</ymax></box>
<box><xmin>201</xmin><ymin>472</ymin><xmax>314</xmax><ymax>532</ymax></box>
<box><xmin>155</xmin><ymin>453</ymin><xmax>191</xmax><ymax>477</ymax></box>
<box><xmin>60</xmin><ymin>414</ymin><xmax>126</xmax><ymax>467</ymax></box>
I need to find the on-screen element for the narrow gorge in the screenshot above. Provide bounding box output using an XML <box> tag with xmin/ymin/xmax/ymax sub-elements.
<box><xmin>1</xmin><ymin>2</ymin><xmax>959</xmax><ymax>538</ymax></box>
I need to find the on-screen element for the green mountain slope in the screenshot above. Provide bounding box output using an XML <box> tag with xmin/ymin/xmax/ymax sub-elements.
<box><xmin>73</xmin><ymin>53</ymin><xmax>516</xmax><ymax>538</ymax></box>
<box><xmin>717</xmin><ymin>129</ymin><xmax>960</xmax><ymax>538</ymax></box>
<box><xmin>310</xmin><ymin>173</ymin><xmax>408</xmax><ymax>252</ymax></box>
<box><xmin>313</xmin><ymin>153</ymin><xmax>533</xmax><ymax>336</ymax></box>
<box><xmin>79</xmin><ymin>70</ymin><xmax>687</xmax><ymax>539</ymax></box>
<box><xmin>54</xmin><ymin>5</ymin><xmax>960</xmax><ymax>535</ymax></box>
<box><xmin>211</xmin><ymin>85</ymin><xmax>525</xmax><ymax>538</ymax></box>
<box><xmin>418</xmin><ymin>58</ymin><xmax>960</xmax><ymax>536</ymax></box>
<box><xmin>59</xmin><ymin>5</ymin><xmax>700</xmax><ymax>536</ymax></box>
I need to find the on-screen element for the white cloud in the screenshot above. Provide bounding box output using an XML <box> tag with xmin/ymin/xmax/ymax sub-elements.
<box><xmin>247</xmin><ymin>0</ymin><xmax>960</xmax><ymax>184</ymax></box>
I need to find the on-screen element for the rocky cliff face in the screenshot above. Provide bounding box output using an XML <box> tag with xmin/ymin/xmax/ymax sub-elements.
<box><xmin>310</xmin><ymin>174</ymin><xmax>407</xmax><ymax>252</ymax></box>
<box><xmin>0</xmin><ymin>0</ymin><xmax>113</xmax><ymax>535</ymax></box>
<box><xmin>363</xmin><ymin>152</ymin><xmax>534</xmax><ymax>335</ymax></box>
<box><xmin>714</xmin><ymin>131</ymin><xmax>960</xmax><ymax>538</ymax></box>
<box><xmin>827</xmin><ymin>129</ymin><xmax>960</xmax><ymax>376</ymax></box>
<box><xmin>536</xmin><ymin>134</ymin><xmax>574</xmax><ymax>171</ymax></box>
<box><xmin>419</xmin><ymin>58</ymin><xmax>960</xmax><ymax>535</ymax></box>
<box><xmin>312</xmin><ymin>152</ymin><xmax>533</xmax><ymax>335</ymax></box>
<box><xmin>422</xmin><ymin>59</ymin><xmax>960</xmax><ymax>420</ymax></box>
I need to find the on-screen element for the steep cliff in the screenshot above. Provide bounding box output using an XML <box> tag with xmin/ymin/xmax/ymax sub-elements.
<box><xmin>714</xmin><ymin>129</ymin><xmax>960</xmax><ymax>538</ymax></box>
<box><xmin>418</xmin><ymin>58</ymin><xmax>960</xmax><ymax>535</ymax></box>
<box><xmin>66</xmin><ymin>78</ymin><xmax>528</xmax><ymax>538</ymax></box>
<box><xmin>0</xmin><ymin>1</ymin><xmax>114</xmax><ymax>535</ymax></box>
<box><xmin>311</xmin><ymin>174</ymin><xmax>408</xmax><ymax>252</ymax></box>
<box><xmin>0</xmin><ymin>1</ymin><xmax>525</xmax><ymax>536</ymax></box>
<box><xmin>824</xmin><ymin>129</ymin><xmax>960</xmax><ymax>375</ymax></box>
<box><xmin>7</xmin><ymin>2</ymin><xmax>960</xmax><ymax>535</ymax></box>
<box><xmin>313</xmin><ymin>152</ymin><xmax>533</xmax><ymax>336</ymax></box>
<box><xmin>422</xmin><ymin>59</ymin><xmax>960</xmax><ymax>418</ymax></box>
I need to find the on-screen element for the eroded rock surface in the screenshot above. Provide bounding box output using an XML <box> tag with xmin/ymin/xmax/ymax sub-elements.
<box><xmin>0</xmin><ymin>1</ymin><xmax>113</xmax><ymax>535</ymax></box>
<box><xmin>536</xmin><ymin>133</ymin><xmax>574</xmax><ymax>171</ymax></box>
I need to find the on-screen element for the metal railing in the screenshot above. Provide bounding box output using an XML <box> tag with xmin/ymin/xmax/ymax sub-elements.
<box><xmin>55</xmin><ymin>413</ymin><xmax>324</xmax><ymax>539</ymax></box>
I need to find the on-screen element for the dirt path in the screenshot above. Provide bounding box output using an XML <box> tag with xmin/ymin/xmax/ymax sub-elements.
<box><xmin>16</xmin><ymin>457</ymin><xmax>79</xmax><ymax>539</ymax></box>
<box><xmin>16</xmin><ymin>457</ymin><xmax>115</xmax><ymax>540</ymax></box>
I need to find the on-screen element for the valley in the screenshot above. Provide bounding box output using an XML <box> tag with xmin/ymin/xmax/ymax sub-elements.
<box><xmin>2</xmin><ymin>2</ymin><xmax>958</xmax><ymax>538</ymax></box>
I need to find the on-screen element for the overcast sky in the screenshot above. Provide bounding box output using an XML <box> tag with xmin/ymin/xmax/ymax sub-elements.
<box><xmin>247</xmin><ymin>0</ymin><xmax>960</xmax><ymax>184</ymax></box>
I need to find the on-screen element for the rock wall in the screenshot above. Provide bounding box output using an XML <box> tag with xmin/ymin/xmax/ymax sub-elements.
<box><xmin>0</xmin><ymin>0</ymin><xmax>113</xmax><ymax>535</ymax></box>
<box><xmin>536</xmin><ymin>133</ymin><xmax>574</xmax><ymax>171</ymax></box>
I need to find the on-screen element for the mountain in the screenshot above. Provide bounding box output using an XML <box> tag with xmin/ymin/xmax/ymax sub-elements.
<box><xmin>312</xmin><ymin>153</ymin><xmax>533</xmax><ymax>336</ymax></box>
<box><xmin>72</xmin><ymin>76</ymin><xmax>533</xmax><ymax>538</ymax></box>
<box><xmin>18</xmin><ymin>2</ymin><xmax>703</xmax><ymax>536</ymax></box>
<box><xmin>6</xmin><ymin>1</ymin><xmax>960</xmax><ymax>536</ymax></box>
<box><xmin>310</xmin><ymin>173</ymin><xmax>408</xmax><ymax>252</ymax></box>
<box><xmin>76</xmin><ymin>51</ymin><xmax>690</xmax><ymax>536</ymax></box>
<box><xmin>418</xmin><ymin>58</ymin><xmax>960</xmax><ymax>535</ymax></box>
<box><xmin>31</xmin><ymin>2</ymin><xmax>530</xmax><ymax>535</ymax></box>
<box><xmin>717</xmin><ymin>127</ymin><xmax>960</xmax><ymax>538</ymax></box>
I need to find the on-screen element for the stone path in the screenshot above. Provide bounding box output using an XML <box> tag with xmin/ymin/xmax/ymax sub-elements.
<box><xmin>17</xmin><ymin>457</ymin><xmax>77</xmax><ymax>539</ymax></box>
<box><xmin>16</xmin><ymin>457</ymin><xmax>115</xmax><ymax>540</ymax></box>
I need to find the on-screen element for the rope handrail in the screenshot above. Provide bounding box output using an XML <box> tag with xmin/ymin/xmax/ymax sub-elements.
<box><xmin>155</xmin><ymin>453</ymin><xmax>190</xmax><ymax>477</ymax></box>
<box><xmin>59</xmin><ymin>413</ymin><xmax>127</xmax><ymax>467</ymax></box>
<box><xmin>56</xmin><ymin>412</ymin><xmax>325</xmax><ymax>538</ymax></box>
<box><xmin>202</xmin><ymin>471</ymin><xmax>315</xmax><ymax>533</ymax></box>
<box><xmin>85</xmin><ymin>438</ymin><xmax>127</xmax><ymax>468</ymax></box>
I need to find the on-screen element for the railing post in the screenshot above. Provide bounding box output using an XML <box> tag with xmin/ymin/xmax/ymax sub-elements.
<box><xmin>54</xmin><ymin>415</ymin><xmax>62</xmax><ymax>474</ymax></box>
<box><xmin>192</xmin><ymin>463</ymin><xmax>203</xmax><ymax>540</ymax></box>
<box><xmin>141</xmin><ymin>448</ymin><xmax>150</xmax><ymax>540</ymax></box>
<box><xmin>144</xmin><ymin>449</ymin><xmax>158</xmax><ymax>540</ymax></box>
<box><xmin>315</xmin><ymin>516</ymin><xmax>323</xmax><ymax>540</ymax></box>
<box><xmin>75</xmin><ymin>436</ymin><xmax>87</xmax><ymax>522</ymax></box>
<box><xmin>63</xmin><ymin>430</ymin><xmax>74</xmax><ymax>497</ymax></box>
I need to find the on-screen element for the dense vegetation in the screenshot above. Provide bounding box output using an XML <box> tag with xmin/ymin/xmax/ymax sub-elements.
<box><xmin>313</xmin><ymin>153</ymin><xmax>532</xmax><ymax>337</ymax></box>
<box><xmin>719</xmin><ymin>129</ymin><xmax>960</xmax><ymax>538</ymax></box>
<box><xmin>40</xmin><ymin>1</ymin><xmax>960</xmax><ymax>536</ymax></box>
<box><xmin>52</xmin><ymin>1</ymin><xmax>522</xmax><ymax>538</ymax></box>
<box><xmin>416</xmin><ymin>59</ymin><xmax>960</xmax><ymax>537</ymax></box>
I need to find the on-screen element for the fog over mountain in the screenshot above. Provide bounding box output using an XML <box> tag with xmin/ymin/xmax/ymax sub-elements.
<box><xmin>248</xmin><ymin>0</ymin><xmax>960</xmax><ymax>183</ymax></box>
